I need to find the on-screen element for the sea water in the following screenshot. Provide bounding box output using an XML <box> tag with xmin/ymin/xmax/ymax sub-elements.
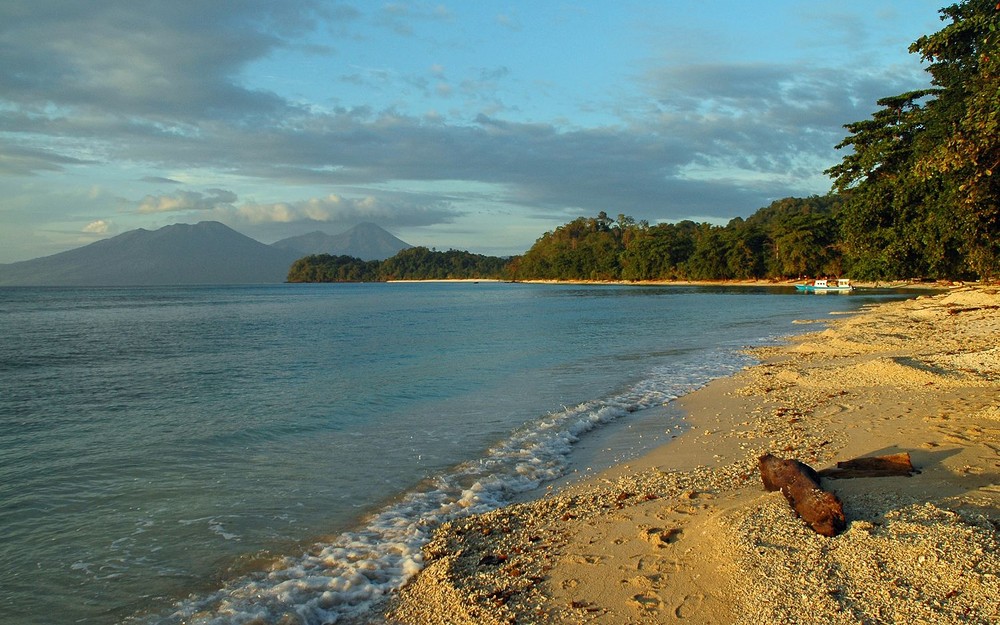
<box><xmin>0</xmin><ymin>283</ymin><xmax>907</xmax><ymax>624</ymax></box>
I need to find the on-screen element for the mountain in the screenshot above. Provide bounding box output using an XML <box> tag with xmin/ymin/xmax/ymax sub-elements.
<box><xmin>271</xmin><ymin>222</ymin><xmax>412</xmax><ymax>261</ymax></box>
<box><xmin>0</xmin><ymin>222</ymin><xmax>301</xmax><ymax>286</ymax></box>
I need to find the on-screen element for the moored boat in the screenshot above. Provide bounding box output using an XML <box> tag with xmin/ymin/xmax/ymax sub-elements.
<box><xmin>795</xmin><ymin>278</ymin><xmax>853</xmax><ymax>292</ymax></box>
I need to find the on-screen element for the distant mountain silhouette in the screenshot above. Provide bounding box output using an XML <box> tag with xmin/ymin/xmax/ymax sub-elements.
<box><xmin>271</xmin><ymin>222</ymin><xmax>412</xmax><ymax>261</ymax></box>
<box><xmin>0</xmin><ymin>222</ymin><xmax>301</xmax><ymax>286</ymax></box>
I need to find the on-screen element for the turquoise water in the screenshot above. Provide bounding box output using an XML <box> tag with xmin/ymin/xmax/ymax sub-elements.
<box><xmin>0</xmin><ymin>283</ymin><xmax>905</xmax><ymax>624</ymax></box>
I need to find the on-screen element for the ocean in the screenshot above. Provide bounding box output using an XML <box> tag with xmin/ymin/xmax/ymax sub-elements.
<box><xmin>0</xmin><ymin>283</ymin><xmax>907</xmax><ymax>624</ymax></box>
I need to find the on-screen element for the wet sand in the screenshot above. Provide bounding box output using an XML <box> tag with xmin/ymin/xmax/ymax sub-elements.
<box><xmin>384</xmin><ymin>286</ymin><xmax>1000</xmax><ymax>625</ymax></box>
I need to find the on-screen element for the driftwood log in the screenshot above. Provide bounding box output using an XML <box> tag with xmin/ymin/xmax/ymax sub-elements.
<box><xmin>817</xmin><ymin>452</ymin><xmax>917</xmax><ymax>479</ymax></box>
<box><xmin>759</xmin><ymin>453</ymin><xmax>920</xmax><ymax>536</ymax></box>
<box><xmin>758</xmin><ymin>454</ymin><xmax>846</xmax><ymax>537</ymax></box>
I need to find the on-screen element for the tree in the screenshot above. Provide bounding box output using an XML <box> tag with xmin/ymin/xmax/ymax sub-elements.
<box><xmin>378</xmin><ymin>247</ymin><xmax>509</xmax><ymax>280</ymax></box>
<box><xmin>287</xmin><ymin>248</ymin><xmax>509</xmax><ymax>282</ymax></box>
<box><xmin>620</xmin><ymin>222</ymin><xmax>695</xmax><ymax>280</ymax></box>
<box><xmin>684</xmin><ymin>224</ymin><xmax>731</xmax><ymax>280</ymax></box>
<box><xmin>911</xmin><ymin>0</ymin><xmax>1000</xmax><ymax>277</ymax></box>
<box><xmin>510</xmin><ymin>213</ymin><xmax>629</xmax><ymax>280</ymax></box>
<box><xmin>286</xmin><ymin>254</ymin><xmax>380</xmax><ymax>282</ymax></box>
<box><xmin>828</xmin><ymin>0</ymin><xmax>999</xmax><ymax>279</ymax></box>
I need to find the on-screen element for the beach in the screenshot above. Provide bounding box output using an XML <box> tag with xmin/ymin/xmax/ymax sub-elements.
<box><xmin>6</xmin><ymin>284</ymin><xmax>906</xmax><ymax>624</ymax></box>
<box><xmin>384</xmin><ymin>286</ymin><xmax>1000</xmax><ymax>624</ymax></box>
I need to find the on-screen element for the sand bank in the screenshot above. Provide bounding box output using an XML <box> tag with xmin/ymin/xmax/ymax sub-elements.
<box><xmin>384</xmin><ymin>286</ymin><xmax>1000</xmax><ymax>624</ymax></box>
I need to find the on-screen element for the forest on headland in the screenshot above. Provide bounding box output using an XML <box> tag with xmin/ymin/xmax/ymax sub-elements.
<box><xmin>285</xmin><ymin>196</ymin><xmax>864</xmax><ymax>283</ymax></box>
<box><xmin>288</xmin><ymin>1</ymin><xmax>998</xmax><ymax>284</ymax></box>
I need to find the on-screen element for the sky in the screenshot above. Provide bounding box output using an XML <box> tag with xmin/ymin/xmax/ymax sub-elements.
<box><xmin>0</xmin><ymin>1</ymin><xmax>948</xmax><ymax>263</ymax></box>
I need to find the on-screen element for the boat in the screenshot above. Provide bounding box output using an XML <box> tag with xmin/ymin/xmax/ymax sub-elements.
<box><xmin>795</xmin><ymin>278</ymin><xmax>853</xmax><ymax>293</ymax></box>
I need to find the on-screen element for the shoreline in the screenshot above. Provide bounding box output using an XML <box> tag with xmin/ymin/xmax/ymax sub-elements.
<box><xmin>386</xmin><ymin>276</ymin><xmax>968</xmax><ymax>289</ymax></box>
<box><xmin>384</xmin><ymin>286</ymin><xmax>1000</xmax><ymax>624</ymax></box>
<box><xmin>511</xmin><ymin>278</ymin><xmax>955</xmax><ymax>290</ymax></box>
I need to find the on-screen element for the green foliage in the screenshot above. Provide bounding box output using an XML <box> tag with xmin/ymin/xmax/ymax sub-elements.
<box><xmin>286</xmin><ymin>255</ymin><xmax>380</xmax><ymax>282</ymax></box>
<box><xmin>286</xmin><ymin>248</ymin><xmax>509</xmax><ymax>282</ymax></box>
<box><xmin>509</xmin><ymin>212</ymin><xmax>630</xmax><ymax>280</ymax></box>
<box><xmin>378</xmin><ymin>247</ymin><xmax>509</xmax><ymax>280</ymax></box>
<box><xmin>828</xmin><ymin>0</ymin><xmax>999</xmax><ymax>279</ymax></box>
<box><xmin>511</xmin><ymin>201</ymin><xmax>845</xmax><ymax>282</ymax></box>
<box><xmin>619</xmin><ymin>221</ymin><xmax>696</xmax><ymax>280</ymax></box>
<box><xmin>290</xmin><ymin>191</ymin><xmax>946</xmax><ymax>284</ymax></box>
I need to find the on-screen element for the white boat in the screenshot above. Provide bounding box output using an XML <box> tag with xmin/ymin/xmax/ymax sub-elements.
<box><xmin>795</xmin><ymin>278</ymin><xmax>853</xmax><ymax>292</ymax></box>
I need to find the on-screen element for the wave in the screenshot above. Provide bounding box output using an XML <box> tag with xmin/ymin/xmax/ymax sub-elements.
<box><xmin>136</xmin><ymin>350</ymin><xmax>749</xmax><ymax>625</ymax></box>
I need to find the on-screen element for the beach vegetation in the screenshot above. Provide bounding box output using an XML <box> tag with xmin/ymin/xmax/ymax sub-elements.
<box><xmin>510</xmin><ymin>197</ymin><xmax>844</xmax><ymax>282</ymax></box>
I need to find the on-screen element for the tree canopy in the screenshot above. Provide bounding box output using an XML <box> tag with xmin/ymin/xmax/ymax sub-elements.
<box><xmin>508</xmin><ymin>199</ymin><xmax>845</xmax><ymax>282</ymax></box>
<box><xmin>827</xmin><ymin>0</ymin><xmax>999</xmax><ymax>279</ymax></box>
<box><xmin>286</xmin><ymin>247</ymin><xmax>509</xmax><ymax>282</ymax></box>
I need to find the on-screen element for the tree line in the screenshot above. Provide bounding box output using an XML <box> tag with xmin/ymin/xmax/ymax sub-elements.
<box><xmin>290</xmin><ymin>1</ymin><xmax>997</xmax><ymax>284</ymax></box>
<box><xmin>286</xmin><ymin>198</ymin><xmax>847</xmax><ymax>283</ymax></box>
<box><xmin>506</xmin><ymin>200</ymin><xmax>846</xmax><ymax>282</ymax></box>
<box><xmin>287</xmin><ymin>247</ymin><xmax>509</xmax><ymax>282</ymax></box>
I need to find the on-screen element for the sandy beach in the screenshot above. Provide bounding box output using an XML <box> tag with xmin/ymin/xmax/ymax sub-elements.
<box><xmin>384</xmin><ymin>286</ymin><xmax>1000</xmax><ymax>624</ymax></box>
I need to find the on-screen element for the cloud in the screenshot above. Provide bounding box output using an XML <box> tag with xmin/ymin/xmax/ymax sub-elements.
<box><xmin>640</xmin><ymin>61</ymin><xmax>929</xmax><ymax>176</ymax></box>
<box><xmin>375</xmin><ymin>2</ymin><xmax>452</xmax><ymax>36</ymax></box>
<box><xmin>82</xmin><ymin>219</ymin><xmax>111</xmax><ymax>234</ymax></box>
<box><xmin>224</xmin><ymin>193</ymin><xmax>459</xmax><ymax>227</ymax></box>
<box><xmin>0</xmin><ymin>0</ymin><xmax>324</xmax><ymax>122</ymax></box>
<box><xmin>137</xmin><ymin>189</ymin><xmax>238</xmax><ymax>214</ymax></box>
<box><xmin>215</xmin><ymin>191</ymin><xmax>463</xmax><ymax>245</ymax></box>
<box><xmin>0</xmin><ymin>1</ymin><xmax>936</xmax><ymax>240</ymax></box>
<box><xmin>5</xmin><ymin>54</ymin><xmax>929</xmax><ymax>231</ymax></box>
<box><xmin>70</xmin><ymin>77</ymin><xmax>863</xmax><ymax>226</ymax></box>
<box><xmin>0</xmin><ymin>143</ymin><xmax>97</xmax><ymax>176</ymax></box>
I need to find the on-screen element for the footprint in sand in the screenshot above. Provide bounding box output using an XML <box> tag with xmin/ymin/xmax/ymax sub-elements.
<box><xmin>633</xmin><ymin>554</ymin><xmax>683</xmax><ymax>573</ymax></box>
<box><xmin>568</xmin><ymin>554</ymin><xmax>602</xmax><ymax>565</ymax></box>
<box><xmin>674</xmin><ymin>593</ymin><xmax>705</xmax><ymax>619</ymax></box>
<box><xmin>629</xmin><ymin>592</ymin><xmax>663</xmax><ymax>613</ymax></box>
<box><xmin>623</xmin><ymin>574</ymin><xmax>661</xmax><ymax>590</ymax></box>
<box><xmin>640</xmin><ymin>527</ymin><xmax>683</xmax><ymax>547</ymax></box>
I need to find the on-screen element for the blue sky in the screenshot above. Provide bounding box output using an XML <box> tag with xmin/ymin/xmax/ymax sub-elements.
<box><xmin>0</xmin><ymin>1</ymin><xmax>946</xmax><ymax>263</ymax></box>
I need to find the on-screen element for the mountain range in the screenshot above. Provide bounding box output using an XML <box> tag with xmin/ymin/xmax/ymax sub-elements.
<box><xmin>0</xmin><ymin>222</ymin><xmax>412</xmax><ymax>286</ymax></box>
<box><xmin>271</xmin><ymin>222</ymin><xmax>411</xmax><ymax>261</ymax></box>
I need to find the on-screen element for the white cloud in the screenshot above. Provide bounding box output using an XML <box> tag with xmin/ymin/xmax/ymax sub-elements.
<box><xmin>82</xmin><ymin>219</ymin><xmax>110</xmax><ymax>234</ymax></box>
<box><xmin>231</xmin><ymin>194</ymin><xmax>389</xmax><ymax>224</ymax></box>
<box><xmin>137</xmin><ymin>189</ymin><xmax>238</xmax><ymax>214</ymax></box>
<box><xmin>235</xmin><ymin>202</ymin><xmax>296</xmax><ymax>223</ymax></box>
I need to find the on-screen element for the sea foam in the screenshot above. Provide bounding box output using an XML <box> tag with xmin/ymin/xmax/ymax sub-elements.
<box><xmin>146</xmin><ymin>353</ymin><xmax>747</xmax><ymax>625</ymax></box>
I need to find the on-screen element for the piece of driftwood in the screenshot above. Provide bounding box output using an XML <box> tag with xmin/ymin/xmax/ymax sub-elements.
<box><xmin>817</xmin><ymin>452</ymin><xmax>918</xmax><ymax>479</ymax></box>
<box><xmin>758</xmin><ymin>454</ymin><xmax>846</xmax><ymax>537</ymax></box>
